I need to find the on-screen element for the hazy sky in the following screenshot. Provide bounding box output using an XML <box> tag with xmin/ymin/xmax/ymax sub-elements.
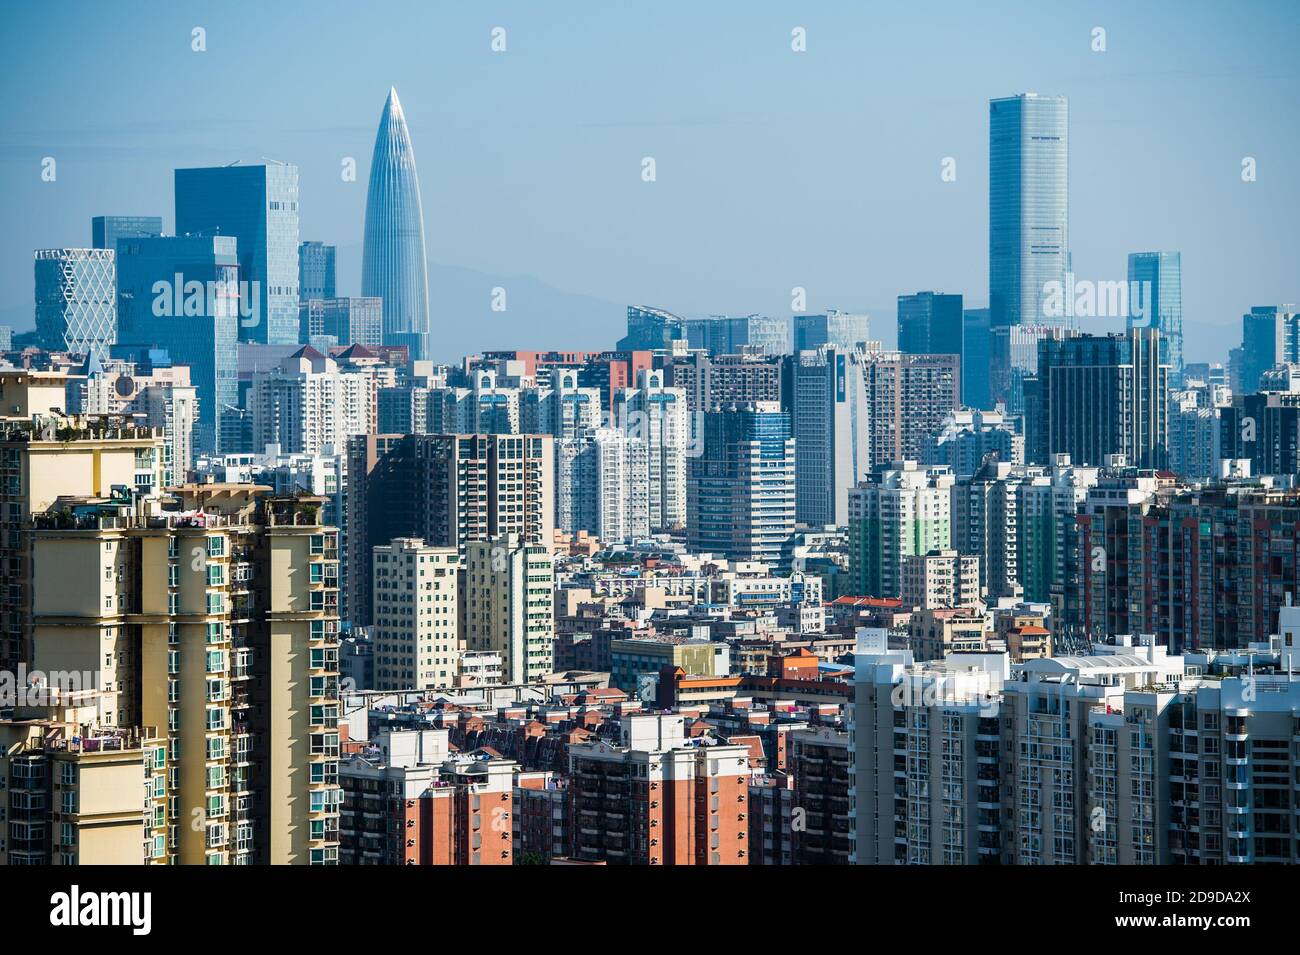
<box><xmin>2</xmin><ymin>0</ymin><xmax>1297</xmax><ymax>362</ymax></box>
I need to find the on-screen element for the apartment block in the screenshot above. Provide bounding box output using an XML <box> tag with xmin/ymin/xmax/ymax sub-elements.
<box><xmin>460</xmin><ymin>536</ymin><xmax>555</xmax><ymax>685</ymax></box>
<box><xmin>568</xmin><ymin>713</ymin><xmax>751</xmax><ymax>865</ymax></box>
<box><xmin>372</xmin><ymin>539</ymin><xmax>460</xmax><ymax>691</ymax></box>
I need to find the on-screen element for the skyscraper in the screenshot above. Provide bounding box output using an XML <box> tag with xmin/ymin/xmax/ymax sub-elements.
<box><xmin>989</xmin><ymin>93</ymin><xmax>1069</xmax><ymax>405</ymax></box>
<box><xmin>1127</xmin><ymin>251</ymin><xmax>1183</xmax><ymax>385</ymax></box>
<box><xmin>175</xmin><ymin>162</ymin><xmax>301</xmax><ymax>345</ymax></box>
<box><xmin>33</xmin><ymin>248</ymin><xmax>116</xmax><ymax>358</ymax></box>
<box><xmin>961</xmin><ymin>307</ymin><xmax>991</xmax><ymax>409</ymax></box>
<box><xmin>362</xmin><ymin>87</ymin><xmax>431</xmax><ymax>361</ymax></box>
<box><xmin>91</xmin><ymin>215</ymin><xmax>162</xmax><ymax>250</ymax></box>
<box><xmin>792</xmin><ymin>346</ymin><xmax>871</xmax><ymax>526</ymax></box>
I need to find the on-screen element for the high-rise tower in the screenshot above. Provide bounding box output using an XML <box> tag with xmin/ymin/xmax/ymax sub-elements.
<box><xmin>362</xmin><ymin>87</ymin><xmax>431</xmax><ymax>362</ymax></box>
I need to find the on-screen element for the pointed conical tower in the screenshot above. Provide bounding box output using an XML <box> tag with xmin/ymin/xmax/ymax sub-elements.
<box><xmin>362</xmin><ymin>87</ymin><xmax>431</xmax><ymax>361</ymax></box>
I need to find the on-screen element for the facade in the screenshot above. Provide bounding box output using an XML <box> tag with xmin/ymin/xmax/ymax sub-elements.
<box><xmin>362</xmin><ymin>88</ymin><xmax>431</xmax><ymax>361</ymax></box>
<box><xmin>688</xmin><ymin>402</ymin><xmax>795</xmax><ymax>569</ymax></box>
<box><xmin>898</xmin><ymin>292</ymin><xmax>963</xmax><ymax>360</ymax></box>
<box><xmin>793</xmin><ymin>310</ymin><xmax>871</xmax><ymax>353</ymax></box>
<box><xmin>1238</xmin><ymin>305</ymin><xmax>1298</xmax><ymax>394</ymax></box>
<box><xmin>460</xmin><ymin>536</ymin><xmax>555</xmax><ymax>685</ymax></box>
<box><xmin>249</xmin><ymin>346</ymin><xmax>377</xmax><ymax>456</ymax></box>
<box><xmin>613</xmin><ymin>369</ymin><xmax>688</xmax><ymax>531</ymax></box>
<box><xmin>1220</xmin><ymin>389</ymin><xmax>1300</xmax><ymax>479</ymax></box>
<box><xmin>1028</xmin><ymin>328</ymin><xmax>1169</xmax><ymax>469</ymax></box>
<box><xmin>345</xmin><ymin>433</ymin><xmax>555</xmax><ymax>627</ymax></box>
<box><xmin>339</xmin><ymin>728</ymin><xmax>515</xmax><ymax>865</ymax></box>
<box><xmin>27</xmin><ymin>484</ymin><xmax>342</xmax><ymax>864</ymax></box>
<box><xmin>0</xmin><ymin>708</ymin><xmax>169</xmax><ymax>865</ymax></box>
<box><xmin>922</xmin><ymin>409</ymin><xmax>1023</xmax><ymax>477</ymax></box>
<box><xmin>567</xmin><ymin>713</ymin><xmax>751</xmax><ymax>865</ymax></box>
<box><xmin>67</xmin><ymin>355</ymin><xmax>198</xmax><ymax>487</ymax></box>
<box><xmin>298</xmin><ymin>241</ymin><xmax>337</xmax><ymax>301</ymax></box>
<box><xmin>901</xmin><ymin>548</ymin><xmax>982</xmax><ymax>610</ymax></box>
<box><xmin>848</xmin><ymin>462</ymin><xmax>954</xmax><ymax>599</ymax></box>
<box><xmin>1072</xmin><ymin>481</ymin><xmax>1300</xmax><ymax>651</ymax></box>
<box><xmin>556</xmin><ymin>427</ymin><xmax>649</xmax><ymax>544</ymax></box>
<box><xmin>685</xmin><ymin>314</ymin><xmax>789</xmax><ymax>356</ymax></box>
<box><xmin>34</xmin><ymin>248</ymin><xmax>117</xmax><ymax>359</ymax></box>
<box><xmin>792</xmin><ymin>346</ymin><xmax>870</xmax><ymax>526</ymax></box>
<box><xmin>175</xmin><ymin>163</ymin><xmax>301</xmax><ymax>345</ymax></box>
<box><xmin>299</xmin><ymin>297</ymin><xmax>383</xmax><ymax>350</ymax></box>
<box><xmin>961</xmin><ymin>308</ymin><xmax>992</xmax><ymax>409</ymax></box>
<box><xmin>92</xmin><ymin>215</ymin><xmax>162</xmax><ymax>251</ymax></box>
<box><xmin>372</xmin><ymin>539</ymin><xmax>460</xmax><ymax>691</ymax></box>
<box><xmin>115</xmin><ymin>233</ymin><xmax>241</xmax><ymax>455</ymax></box>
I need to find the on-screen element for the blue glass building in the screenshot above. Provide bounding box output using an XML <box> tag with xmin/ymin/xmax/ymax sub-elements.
<box><xmin>174</xmin><ymin>163</ymin><xmax>301</xmax><ymax>345</ymax></box>
<box><xmin>898</xmin><ymin>292</ymin><xmax>963</xmax><ymax>358</ymax></box>
<box><xmin>115</xmin><ymin>234</ymin><xmax>240</xmax><ymax>454</ymax></box>
<box><xmin>92</xmin><ymin>215</ymin><xmax>162</xmax><ymax>250</ymax></box>
<box><xmin>990</xmin><ymin>94</ymin><xmax>1069</xmax><ymax>407</ymax></box>
<box><xmin>793</xmin><ymin>311</ymin><xmax>871</xmax><ymax>353</ymax></box>
<box><xmin>299</xmin><ymin>241</ymin><xmax>336</xmax><ymax>301</ymax></box>
<box><xmin>362</xmin><ymin>88</ymin><xmax>431</xmax><ymax>361</ymax></box>
<box><xmin>685</xmin><ymin>314</ymin><xmax>790</xmax><ymax>356</ymax></box>
<box><xmin>962</xmin><ymin>308</ymin><xmax>992</xmax><ymax>409</ymax></box>
<box><xmin>1127</xmin><ymin>251</ymin><xmax>1183</xmax><ymax>386</ymax></box>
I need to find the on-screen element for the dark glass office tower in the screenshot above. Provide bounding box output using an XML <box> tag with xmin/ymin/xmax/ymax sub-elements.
<box><xmin>362</xmin><ymin>87</ymin><xmax>431</xmax><ymax>361</ymax></box>
<box><xmin>962</xmin><ymin>308</ymin><xmax>991</xmax><ymax>409</ymax></box>
<box><xmin>898</xmin><ymin>291</ymin><xmax>963</xmax><ymax>358</ymax></box>
<box><xmin>1127</xmin><ymin>251</ymin><xmax>1183</xmax><ymax>386</ymax></box>
<box><xmin>175</xmin><ymin>162</ymin><xmax>301</xmax><ymax>345</ymax></box>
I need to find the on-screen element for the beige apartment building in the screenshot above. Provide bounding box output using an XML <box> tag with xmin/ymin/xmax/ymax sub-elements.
<box><xmin>372</xmin><ymin>538</ymin><xmax>460</xmax><ymax>690</ymax></box>
<box><xmin>0</xmin><ymin>700</ymin><xmax>168</xmax><ymax>865</ymax></box>
<box><xmin>460</xmin><ymin>535</ymin><xmax>555</xmax><ymax>684</ymax></box>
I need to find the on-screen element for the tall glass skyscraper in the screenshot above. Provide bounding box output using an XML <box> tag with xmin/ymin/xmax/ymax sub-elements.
<box><xmin>92</xmin><ymin>215</ymin><xmax>162</xmax><ymax>250</ymax></box>
<box><xmin>115</xmin><ymin>234</ymin><xmax>240</xmax><ymax>454</ymax></box>
<box><xmin>33</xmin><ymin>248</ymin><xmax>117</xmax><ymax>359</ymax></box>
<box><xmin>989</xmin><ymin>93</ymin><xmax>1069</xmax><ymax>407</ymax></box>
<box><xmin>362</xmin><ymin>87</ymin><xmax>431</xmax><ymax>362</ymax></box>
<box><xmin>1127</xmin><ymin>251</ymin><xmax>1183</xmax><ymax>386</ymax></box>
<box><xmin>174</xmin><ymin>163</ymin><xmax>301</xmax><ymax>345</ymax></box>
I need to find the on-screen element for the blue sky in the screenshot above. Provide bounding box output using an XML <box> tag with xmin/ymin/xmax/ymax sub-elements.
<box><xmin>1</xmin><ymin>0</ymin><xmax>1297</xmax><ymax>361</ymax></box>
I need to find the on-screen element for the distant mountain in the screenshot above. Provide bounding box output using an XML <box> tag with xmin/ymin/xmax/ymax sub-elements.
<box><xmin>424</xmin><ymin>262</ymin><xmax>627</xmax><ymax>361</ymax></box>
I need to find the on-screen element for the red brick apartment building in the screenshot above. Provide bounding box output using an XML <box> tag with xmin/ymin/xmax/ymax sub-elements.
<box><xmin>568</xmin><ymin>713</ymin><xmax>752</xmax><ymax>864</ymax></box>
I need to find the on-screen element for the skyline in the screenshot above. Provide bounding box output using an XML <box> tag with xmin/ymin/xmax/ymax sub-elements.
<box><xmin>3</xmin><ymin>1</ymin><xmax>1299</xmax><ymax>363</ymax></box>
